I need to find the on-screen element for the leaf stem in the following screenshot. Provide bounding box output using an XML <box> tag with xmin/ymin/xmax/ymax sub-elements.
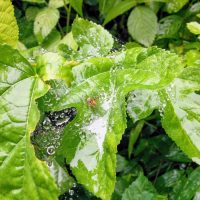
<box><xmin>67</xmin><ymin>4</ymin><xmax>71</xmax><ymax>33</ymax></box>
<box><xmin>58</xmin><ymin>23</ymin><xmax>64</xmax><ymax>37</ymax></box>
<box><xmin>153</xmin><ymin>160</ymin><xmax>163</xmax><ymax>184</ymax></box>
<box><xmin>63</xmin><ymin>0</ymin><xmax>71</xmax><ymax>33</ymax></box>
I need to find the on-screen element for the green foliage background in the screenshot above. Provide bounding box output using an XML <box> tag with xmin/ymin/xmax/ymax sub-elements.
<box><xmin>0</xmin><ymin>0</ymin><xmax>200</xmax><ymax>200</ymax></box>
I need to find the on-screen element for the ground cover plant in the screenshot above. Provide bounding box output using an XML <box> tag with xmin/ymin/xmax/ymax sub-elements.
<box><xmin>0</xmin><ymin>0</ymin><xmax>200</xmax><ymax>199</ymax></box>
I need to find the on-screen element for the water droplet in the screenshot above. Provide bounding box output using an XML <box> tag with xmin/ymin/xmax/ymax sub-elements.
<box><xmin>46</xmin><ymin>160</ymin><xmax>52</xmax><ymax>167</ymax></box>
<box><xmin>69</xmin><ymin>189</ymin><xmax>74</xmax><ymax>196</ymax></box>
<box><xmin>47</xmin><ymin>145</ymin><xmax>55</xmax><ymax>155</ymax></box>
<box><xmin>51</xmin><ymin>126</ymin><xmax>56</xmax><ymax>131</ymax></box>
<box><xmin>73</xmin><ymin>183</ymin><xmax>77</xmax><ymax>188</ymax></box>
<box><xmin>60</xmin><ymin>113</ymin><xmax>65</xmax><ymax>118</ymax></box>
<box><xmin>179</xmin><ymin>163</ymin><xmax>186</xmax><ymax>169</ymax></box>
<box><xmin>55</xmin><ymin>134</ymin><xmax>60</xmax><ymax>140</ymax></box>
<box><xmin>43</xmin><ymin>117</ymin><xmax>51</xmax><ymax>126</ymax></box>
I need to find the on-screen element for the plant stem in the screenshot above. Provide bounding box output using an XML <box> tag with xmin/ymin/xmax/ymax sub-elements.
<box><xmin>153</xmin><ymin>160</ymin><xmax>163</xmax><ymax>184</ymax></box>
<box><xmin>67</xmin><ymin>4</ymin><xmax>71</xmax><ymax>33</ymax></box>
<box><xmin>144</xmin><ymin>121</ymin><xmax>157</xmax><ymax>129</ymax></box>
<box><xmin>63</xmin><ymin>0</ymin><xmax>71</xmax><ymax>33</ymax></box>
<box><xmin>58</xmin><ymin>23</ymin><xmax>64</xmax><ymax>37</ymax></box>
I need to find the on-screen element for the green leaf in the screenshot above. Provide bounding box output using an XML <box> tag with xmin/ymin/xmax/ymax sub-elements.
<box><xmin>99</xmin><ymin>0</ymin><xmax>115</xmax><ymax>16</ymax></box>
<box><xmin>38</xmin><ymin>80</ymin><xmax>70</xmax><ymax>112</ymax></box>
<box><xmin>127</xmin><ymin>6</ymin><xmax>158</xmax><ymax>47</ymax></box>
<box><xmin>155</xmin><ymin>169</ymin><xmax>184</xmax><ymax>194</ymax></box>
<box><xmin>42</xmin><ymin>29</ymin><xmax>61</xmax><ymax>52</ymax></box>
<box><xmin>22</xmin><ymin>0</ymin><xmax>45</xmax><ymax>3</ymax></box>
<box><xmin>103</xmin><ymin>0</ymin><xmax>137</xmax><ymax>25</ymax></box>
<box><xmin>49</xmin><ymin>0</ymin><xmax>69</xmax><ymax>8</ymax></box>
<box><xmin>165</xmin><ymin>0</ymin><xmax>189</xmax><ymax>13</ymax></box>
<box><xmin>35</xmin><ymin>52</ymin><xmax>74</xmax><ymax>86</ymax></box>
<box><xmin>157</xmin><ymin>15</ymin><xmax>183</xmax><ymax>39</ymax></box>
<box><xmin>170</xmin><ymin>167</ymin><xmax>200</xmax><ymax>200</ymax></box>
<box><xmin>121</xmin><ymin>173</ymin><xmax>160</xmax><ymax>200</ymax></box>
<box><xmin>185</xmin><ymin>50</ymin><xmax>200</xmax><ymax>68</ymax></box>
<box><xmin>128</xmin><ymin>120</ymin><xmax>144</xmax><ymax>158</ymax></box>
<box><xmin>0</xmin><ymin>0</ymin><xmax>19</xmax><ymax>47</ymax></box>
<box><xmin>161</xmin><ymin>67</ymin><xmax>200</xmax><ymax>164</ymax></box>
<box><xmin>72</xmin><ymin>47</ymin><xmax>183</xmax><ymax>85</ymax></box>
<box><xmin>72</xmin><ymin>18</ymin><xmax>114</xmax><ymax>57</ymax></box>
<box><xmin>111</xmin><ymin>176</ymin><xmax>132</xmax><ymax>200</ymax></box>
<box><xmin>59</xmin><ymin>32</ymin><xmax>78</xmax><ymax>51</ymax></box>
<box><xmin>17</xmin><ymin>17</ymin><xmax>38</xmax><ymax>48</ymax></box>
<box><xmin>165</xmin><ymin>144</ymin><xmax>191</xmax><ymax>163</ymax></box>
<box><xmin>187</xmin><ymin>22</ymin><xmax>200</xmax><ymax>35</ymax></box>
<box><xmin>25</xmin><ymin>6</ymin><xmax>40</xmax><ymax>21</ymax></box>
<box><xmin>0</xmin><ymin>45</ymin><xmax>59</xmax><ymax>199</ymax></box>
<box><xmin>72</xmin><ymin>57</ymin><xmax>114</xmax><ymax>83</ymax></box>
<box><xmin>127</xmin><ymin>89</ymin><xmax>160</xmax><ymax>123</ymax></box>
<box><xmin>34</xmin><ymin>7</ymin><xmax>60</xmax><ymax>43</ymax></box>
<box><xmin>69</xmin><ymin>0</ymin><xmax>83</xmax><ymax>16</ymax></box>
<box><xmin>116</xmin><ymin>155</ymin><xmax>129</xmax><ymax>173</ymax></box>
<box><xmin>127</xmin><ymin>67</ymin><xmax>200</xmax><ymax>164</ymax></box>
<box><xmin>188</xmin><ymin>2</ymin><xmax>200</xmax><ymax>15</ymax></box>
<box><xmin>38</xmin><ymin>46</ymin><xmax>183</xmax><ymax>199</ymax></box>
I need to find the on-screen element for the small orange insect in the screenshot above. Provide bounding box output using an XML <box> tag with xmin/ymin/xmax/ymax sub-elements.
<box><xmin>86</xmin><ymin>97</ymin><xmax>97</xmax><ymax>106</ymax></box>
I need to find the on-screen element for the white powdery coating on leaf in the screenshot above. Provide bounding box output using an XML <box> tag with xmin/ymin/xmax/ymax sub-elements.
<box><xmin>84</xmin><ymin>115</ymin><xmax>108</xmax><ymax>154</ymax></box>
<box><xmin>70</xmin><ymin>137</ymin><xmax>99</xmax><ymax>171</ymax></box>
<box><xmin>102</xmin><ymin>99</ymin><xmax>111</xmax><ymax>111</ymax></box>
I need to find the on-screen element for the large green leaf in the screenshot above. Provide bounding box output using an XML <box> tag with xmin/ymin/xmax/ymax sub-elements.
<box><xmin>161</xmin><ymin>67</ymin><xmax>200</xmax><ymax>164</ymax></box>
<box><xmin>72</xmin><ymin>18</ymin><xmax>114</xmax><ymax>58</ymax></box>
<box><xmin>34</xmin><ymin>7</ymin><xmax>59</xmax><ymax>43</ymax></box>
<box><xmin>0</xmin><ymin>0</ymin><xmax>19</xmax><ymax>47</ymax></box>
<box><xmin>38</xmin><ymin>46</ymin><xmax>183</xmax><ymax>200</ymax></box>
<box><xmin>127</xmin><ymin>6</ymin><xmax>158</xmax><ymax>47</ymax></box>
<box><xmin>72</xmin><ymin>47</ymin><xmax>183</xmax><ymax>85</ymax></box>
<box><xmin>0</xmin><ymin>45</ymin><xmax>59</xmax><ymax>199</ymax></box>
<box><xmin>127</xmin><ymin>67</ymin><xmax>200</xmax><ymax>164</ymax></box>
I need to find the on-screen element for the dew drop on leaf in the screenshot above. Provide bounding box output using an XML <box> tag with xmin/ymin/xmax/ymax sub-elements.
<box><xmin>46</xmin><ymin>160</ymin><xmax>52</xmax><ymax>167</ymax></box>
<box><xmin>46</xmin><ymin>145</ymin><xmax>55</xmax><ymax>155</ymax></box>
<box><xmin>73</xmin><ymin>183</ymin><xmax>77</xmax><ymax>188</ymax></box>
<box><xmin>69</xmin><ymin>189</ymin><xmax>74</xmax><ymax>196</ymax></box>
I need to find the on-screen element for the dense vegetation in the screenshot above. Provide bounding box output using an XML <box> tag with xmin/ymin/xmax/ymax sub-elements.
<box><xmin>0</xmin><ymin>0</ymin><xmax>200</xmax><ymax>200</ymax></box>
